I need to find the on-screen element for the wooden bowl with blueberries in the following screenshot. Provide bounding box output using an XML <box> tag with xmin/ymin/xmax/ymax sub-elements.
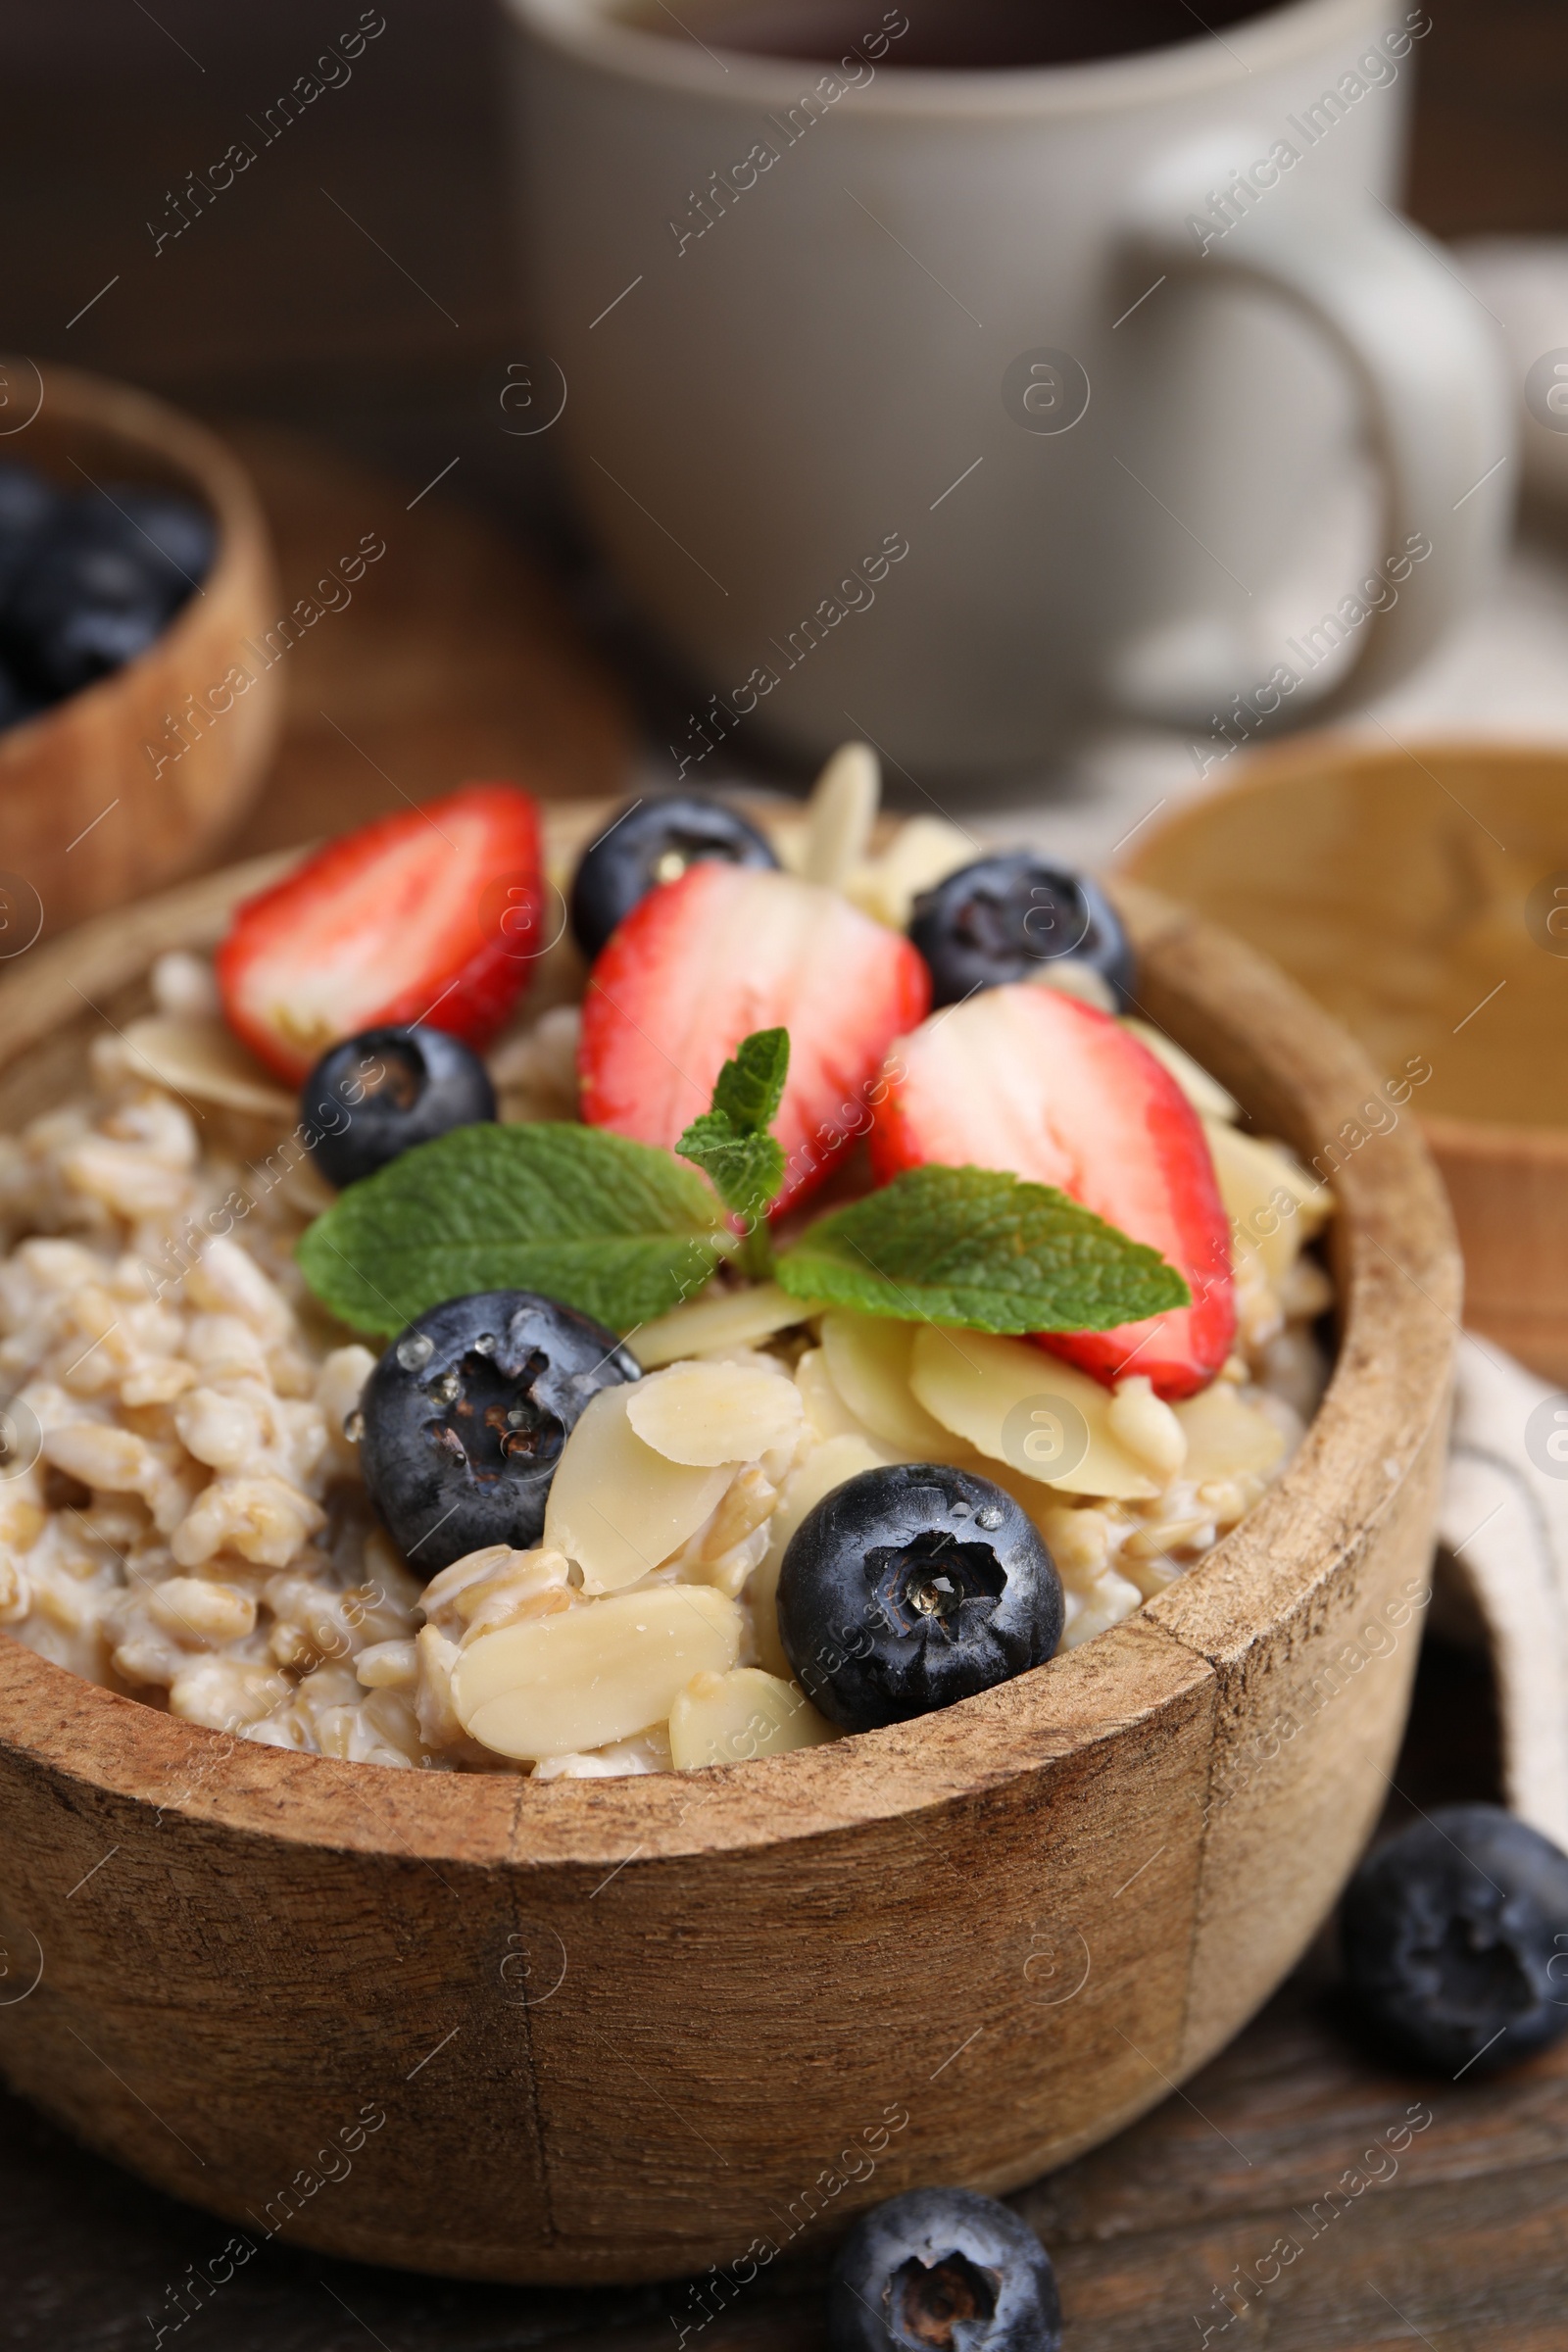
<box><xmin>0</xmin><ymin>756</ymin><xmax>1457</xmax><ymax>2285</ymax></box>
<box><xmin>0</xmin><ymin>360</ymin><xmax>282</xmax><ymax>941</ymax></box>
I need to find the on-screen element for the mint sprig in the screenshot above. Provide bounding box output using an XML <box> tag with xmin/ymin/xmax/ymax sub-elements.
<box><xmin>774</xmin><ymin>1164</ymin><xmax>1191</xmax><ymax>1331</ymax></box>
<box><xmin>676</xmin><ymin>1027</ymin><xmax>788</xmax><ymax>1275</ymax></box>
<box><xmin>293</xmin><ymin>1025</ymin><xmax>1192</xmax><ymax>1343</ymax></box>
<box><xmin>294</xmin><ymin>1124</ymin><xmax>728</xmax><ymax>1339</ymax></box>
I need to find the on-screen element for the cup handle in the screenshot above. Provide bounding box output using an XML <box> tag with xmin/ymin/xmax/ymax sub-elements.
<box><xmin>1113</xmin><ymin>174</ymin><xmax>1514</xmax><ymax>721</ymax></box>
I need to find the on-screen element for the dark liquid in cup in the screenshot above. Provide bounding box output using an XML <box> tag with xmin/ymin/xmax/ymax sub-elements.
<box><xmin>622</xmin><ymin>0</ymin><xmax>1284</xmax><ymax>71</ymax></box>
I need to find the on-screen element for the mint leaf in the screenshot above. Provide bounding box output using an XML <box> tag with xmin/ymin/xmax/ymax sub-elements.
<box><xmin>677</xmin><ymin>1028</ymin><xmax>791</xmax><ymax>1274</ymax></box>
<box><xmin>677</xmin><ymin>1026</ymin><xmax>791</xmax><ymax>1217</ymax></box>
<box><xmin>711</xmin><ymin>1027</ymin><xmax>789</xmax><ymax>1137</ymax></box>
<box><xmin>774</xmin><ymin>1165</ymin><xmax>1191</xmax><ymax>1331</ymax></box>
<box><xmin>676</xmin><ymin>1113</ymin><xmax>785</xmax><ymax>1225</ymax></box>
<box><xmin>295</xmin><ymin>1124</ymin><xmax>727</xmax><ymax>1339</ymax></box>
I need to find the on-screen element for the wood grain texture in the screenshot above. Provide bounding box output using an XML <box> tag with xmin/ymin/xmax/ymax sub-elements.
<box><xmin>0</xmin><ymin>829</ymin><xmax>1459</xmax><ymax>2284</ymax></box>
<box><xmin>0</xmin><ymin>363</ymin><xmax>285</xmax><ymax>934</ymax></box>
<box><xmin>9</xmin><ymin>1847</ymin><xmax>1566</xmax><ymax>2350</ymax></box>
<box><xmin>1126</xmin><ymin>736</ymin><xmax>1568</xmax><ymax>1385</ymax></box>
<box><xmin>216</xmin><ymin>428</ymin><xmax>636</xmax><ymax>855</ymax></box>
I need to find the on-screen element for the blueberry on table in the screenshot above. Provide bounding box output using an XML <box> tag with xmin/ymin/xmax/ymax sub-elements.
<box><xmin>1342</xmin><ymin>1802</ymin><xmax>1568</xmax><ymax>2076</ymax></box>
<box><xmin>359</xmin><ymin>1291</ymin><xmax>641</xmax><ymax>1571</ymax></box>
<box><xmin>303</xmin><ymin>1024</ymin><xmax>497</xmax><ymax>1188</ymax></box>
<box><xmin>776</xmin><ymin>1463</ymin><xmax>1062</xmax><ymax>1733</ymax></box>
<box><xmin>909</xmin><ymin>853</ymin><xmax>1134</xmax><ymax>1010</ymax></box>
<box><xmin>569</xmin><ymin>793</ymin><xmax>779</xmax><ymax>960</ymax></box>
<box><xmin>830</xmin><ymin>2187</ymin><xmax>1061</xmax><ymax>2352</ymax></box>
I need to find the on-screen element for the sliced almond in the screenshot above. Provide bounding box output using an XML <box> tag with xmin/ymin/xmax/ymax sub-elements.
<box><xmin>668</xmin><ymin>1666</ymin><xmax>838</xmax><ymax>1770</ymax></box>
<box><xmin>819</xmin><ymin>1312</ymin><xmax>958</xmax><ymax>1454</ymax></box>
<box><xmin>908</xmin><ymin>1327</ymin><xmax>1158</xmax><ymax>1500</ymax></box>
<box><xmin>796</xmin><ymin>1347</ymin><xmax>875</xmax><ymax>1444</ymax></box>
<box><xmin>453</xmin><ymin>1586</ymin><xmax>743</xmax><ymax>1761</ymax></box>
<box><xmin>120</xmin><ymin>1014</ymin><xmax>295</xmax><ymax>1119</ymax></box>
<box><xmin>1026</xmin><ymin>961</ymin><xmax>1119</xmax><ymax>1014</ymax></box>
<box><xmin>800</xmin><ymin>742</ymin><xmax>879</xmax><ymax>888</ymax></box>
<box><xmin>1122</xmin><ymin>1019</ymin><xmax>1241</xmax><ymax>1123</ymax></box>
<box><xmin>626</xmin><ymin>1358</ymin><xmax>803</xmax><ymax>1467</ymax></box>
<box><xmin>1204</xmin><ymin>1117</ymin><xmax>1333</xmax><ymax>1284</ymax></box>
<box><xmin>765</xmin><ymin>1432</ymin><xmax>892</xmax><ymax>1567</ymax></box>
<box><xmin>542</xmin><ymin>1386</ymin><xmax>734</xmax><ymax>1593</ymax></box>
<box><xmin>749</xmin><ymin>1430</ymin><xmax>890</xmax><ymax>1678</ymax></box>
<box><xmin>629</xmin><ymin>1282</ymin><xmax>816</xmax><ymax>1370</ymax></box>
<box><xmin>1107</xmin><ymin>1376</ymin><xmax>1188</xmax><ymax>1480</ymax></box>
<box><xmin>1173</xmin><ymin>1381</ymin><xmax>1286</xmax><ymax>1486</ymax></box>
<box><xmin>844</xmin><ymin>814</ymin><xmax>976</xmax><ymax>929</ymax></box>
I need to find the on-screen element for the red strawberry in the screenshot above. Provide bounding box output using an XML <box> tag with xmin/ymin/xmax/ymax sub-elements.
<box><xmin>579</xmin><ymin>860</ymin><xmax>930</xmax><ymax>1215</ymax></box>
<box><xmin>217</xmin><ymin>784</ymin><xmax>542</xmax><ymax>1083</ymax></box>
<box><xmin>871</xmin><ymin>984</ymin><xmax>1235</xmax><ymax>1398</ymax></box>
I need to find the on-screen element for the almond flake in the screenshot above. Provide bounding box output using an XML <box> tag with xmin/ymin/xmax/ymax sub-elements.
<box><xmin>625</xmin><ymin>1358</ymin><xmax>803</xmax><ymax>1467</ymax></box>
<box><xmin>453</xmin><ymin>1586</ymin><xmax>742</xmax><ymax>1760</ymax></box>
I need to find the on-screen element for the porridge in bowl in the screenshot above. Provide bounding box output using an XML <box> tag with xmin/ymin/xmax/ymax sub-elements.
<box><xmin>0</xmin><ymin>752</ymin><xmax>1333</xmax><ymax>1776</ymax></box>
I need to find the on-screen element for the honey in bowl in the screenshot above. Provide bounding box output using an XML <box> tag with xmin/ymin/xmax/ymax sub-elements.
<box><xmin>1126</xmin><ymin>740</ymin><xmax>1568</xmax><ymax>1376</ymax></box>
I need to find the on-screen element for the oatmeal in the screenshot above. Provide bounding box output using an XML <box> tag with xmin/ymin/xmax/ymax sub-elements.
<box><xmin>0</xmin><ymin>767</ymin><xmax>1335</xmax><ymax>1775</ymax></box>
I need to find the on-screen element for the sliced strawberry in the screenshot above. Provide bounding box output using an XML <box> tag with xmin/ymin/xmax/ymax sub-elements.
<box><xmin>217</xmin><ymin>784</ymin><xmax>542</xmax><ymax>1083</ymax></box>
<box><xmin>579</xmin><ymin>860</ymin><xmax>930</xmax><ymax>1215</ymax></box>
<box><xmin>870</xmin><ymin>984</ymin><xmax>1235</xmax><ymax>1398</ymax></box>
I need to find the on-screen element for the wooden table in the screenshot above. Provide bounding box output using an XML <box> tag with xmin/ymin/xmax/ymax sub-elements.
<box><xmin>213</xmin><ymin>424</ymin><xmax>637</xmax><ymax>858</ymax></box>
<box><xmin>7</xmin><ymin>448</ymin><xmax>1567</xmax><ymax>2351</ymax></box>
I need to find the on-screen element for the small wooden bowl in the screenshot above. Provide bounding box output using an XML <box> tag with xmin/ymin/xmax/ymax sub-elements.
<box><xmin>1125</xmin><ymin>737</ymin><xmax>1568</xmax><ymax>1383</ymax></box>
<box><xmin>0</xmin><ymin>361</ymin><xmax>283</xmax><ymax>936</ymax></box>
<box><xmin>0</xmin><ymin>811</ymin><xmax>1457</xmax><ymax>2285</ymax></box>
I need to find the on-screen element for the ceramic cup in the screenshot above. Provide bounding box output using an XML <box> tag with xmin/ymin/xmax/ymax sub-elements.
<box><xmin>505</xmin><ymin>0</ymin><xmax>1512</xmax><ymax>776</ymax></box>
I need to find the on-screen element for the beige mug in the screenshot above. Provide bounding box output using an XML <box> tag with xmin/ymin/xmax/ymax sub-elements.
<box><xmin>505</xmin><ymin>0</ymin><xmax>1511</xmax><ymax>777</ymax></box>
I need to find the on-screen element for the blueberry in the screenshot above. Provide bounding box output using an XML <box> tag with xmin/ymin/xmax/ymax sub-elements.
<box><xmin>33</xmin><ymin>600</ymin><xmax>166</xmax><ymax>693</ymax></box>
<box><xmin>569</xmin><ymin>794</ymin><xmax>779</xmax><ymax>960</ymax></box>
<box><xmin>909</xmin><ymin>854</ymin><xmax>1134</xmax><ymax>1010</ymax></box>
<box><xmin>0</xmin><ymin>464</ymin><xmax>60</xmax><ymax>601</ymax></box>
<box><xmin>776</xmin><ymin>1464</ymin><xmax>1062</xmax><ymax>1733</ymax></box>
<box><xmin>1342</xmin><ymin>1803</ymin><xmax>1568</xmax><ymax>2076</ymax></box>
<box><xmin>90</xmin><ymin>483</ymin><xmax>216</xmax><ymax>598</ymax></box>
<box><xmin>3</xmin><ymin>534</ymin><xmax>170</xmax><ymax>695</ymax></box>
<box><xmin>303</xmin><ymin>1025</ymin><xmax>497</xmax><ymax>1189</ymax></box>
<box><xmin>359</xmin><ymin>1291</ymin><xmax>641</xmax><ymax>1570</ymax></box>
<box><xmin>0</xmin><ymin>660</ymin><xmax>46</xmax><ymax>732</ymax></box>
<box><xmin>830</xmin><ymin>2187</ymin><xmax>1061</xmax><ymax>2352</ymax></box>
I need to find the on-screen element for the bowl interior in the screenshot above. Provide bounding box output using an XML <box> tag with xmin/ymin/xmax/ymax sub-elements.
<box><xmin>1124</xmin><ymin>738</ymin><xmax>1568</xmax><ymax>1134</ymax></box>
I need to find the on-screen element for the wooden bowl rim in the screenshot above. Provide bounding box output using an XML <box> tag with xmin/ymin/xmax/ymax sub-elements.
<box><xmin>1123</xmin><ymin>728</ymin><xmax>1568</xmax><ymax>1158</ymax></box>
<box><xmin>1130</xmin><ymin>727</ymin><xmax>1568</xmax><ymax>818</ymax></box>
<box><xmin>0</xmin><ymin>357</ymin><xmax>273</xmax><ymax>755</ymax></box>
<box><xmin>0</xmin><ymin>819</ymin><xmax>1460</xmax><ymax>1870</ymax></box>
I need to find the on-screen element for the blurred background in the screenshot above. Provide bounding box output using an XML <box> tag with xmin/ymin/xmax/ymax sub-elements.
<box><xmin>6</xmin><ymin>0</ymin><xmax>1565</xmax><ymax>812</ymax></box>
<box><xmin>10</xmin><ymin>0</ymin><xmax>1564</xmax><ymax>506</ymax></box>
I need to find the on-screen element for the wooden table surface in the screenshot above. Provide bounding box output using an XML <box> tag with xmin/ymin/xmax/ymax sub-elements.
<box><xmin>6</xmin><ymin>447</ymin><xmax>1567</xmax><ymax>2351</ymax></box>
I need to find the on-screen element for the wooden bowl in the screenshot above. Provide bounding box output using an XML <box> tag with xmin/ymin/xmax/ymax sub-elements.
<box><xmin>1124</xmin><ymin>737</ymin><xmax>1568</xmax><ymax>1383</ymax></box>
<box><xmin>0</xmin><ymin>812</ymin><xmax>1458</xmax><ymax>2285</ymax></box>
<box><xmin>0</xmin><ymin>361</ymin><xmax>283</xmax><ymax>936</ymax></box>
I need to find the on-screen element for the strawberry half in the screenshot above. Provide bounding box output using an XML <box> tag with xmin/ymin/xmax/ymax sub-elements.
<box><xmin>579</xmin><ymin>860</ymin><xmax>930</xmax><ymax>1215</ymax></box>
<box><xmin>217</xmin><ymin>784</ymin><xmax>542</xmax><ymax>1083</ymax></box>
<box><xmin>870</xmin><ymin>984</ymin><xmax>1235</xmax><ymax>1397</ymax></box>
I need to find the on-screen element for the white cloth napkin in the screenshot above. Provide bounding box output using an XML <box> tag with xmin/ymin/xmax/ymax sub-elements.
<box><xmin>1437</xmin><ymin>1334</ymin><xmax>1568</xmax><ymax>1848</ymax></box>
